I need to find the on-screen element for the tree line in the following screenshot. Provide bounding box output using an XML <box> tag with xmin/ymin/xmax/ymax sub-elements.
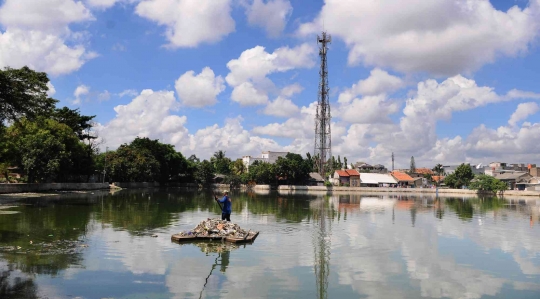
<box><xmin>0</xmin><ymin>66</ymin><xmax>319</xmax><ymax>185</ymax></box>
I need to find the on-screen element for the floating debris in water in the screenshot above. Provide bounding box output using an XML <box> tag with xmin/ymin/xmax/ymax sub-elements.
<box><xmin>178</xmin><ymin>218</ymin><xmax>251</xmax><ymax>239</ymax></box>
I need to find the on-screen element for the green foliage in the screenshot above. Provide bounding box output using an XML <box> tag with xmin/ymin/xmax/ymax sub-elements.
<box><xmin>0</xmin><ymin>66</ymin><xmax>57</xmax><ymax>124</ymax></box>
<box><xmin>51</xmin><ymin>107</ymin><xmax>96</xmax><ymax>140</ymax></box>
<box><xmin>224</xmin><ymin>174</ymin><xmax>242</xmax><ymax>189</ymax></box>
<box><xmin>324</xmin><ymin>181</ymin><xmax>333</xmax><ymax>187</ymax></box>
<box><xmin>195</xmin><ymin>160</ymin><xmax>215</xmax><ymax>185</ymax></box>
<box><xmin>275</xmin><ymin>153</ymin><xmax>312</xmax><ymax>185</ymax></box>
<box><xmin>247</xmin><ymin>162</ymin><xmax>276</xmax><ymax>184</ymax></box>
<box><xmin>6</xmin><ymin>118</ymin><xmax>92</xmax><ymax>183</ymax></box>
<box><xmin>444</xmin><ymin>163</ymin><xmax>474</xmax><ymax>189</ymax></box>
<box><xmin>211</xmin><ymin>150</ymin><xmax>231</xmax><ymax>175</ymax></box>
<box><xmin>231</xmin><ymin>158</ymin><xmax>246</xmax><ymax>175</ymax></box>
<box><xmin>432</xmin><ymin>163</ymin><xmax>444</xmax><ymax>176</ymax></box>
<box><xmin>105</xmin><ymin>144</ymin><xmax>160</xmax><ymax>182</ymax></box>
<box><xmin>130</xmin><ymin>137</ymin><xmax>188</xmax><ymax>182</ymax></box>
<box><xmin>469</xmin><ymin>174</ymin><xmax>508</xmax><ymax>193</ymax></box>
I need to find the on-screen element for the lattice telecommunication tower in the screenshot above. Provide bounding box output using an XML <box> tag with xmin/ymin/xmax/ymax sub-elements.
<box><xmin>314</xmin><ymin>31</ymin><xmax>332</xmax><ymax>178</ymax></box>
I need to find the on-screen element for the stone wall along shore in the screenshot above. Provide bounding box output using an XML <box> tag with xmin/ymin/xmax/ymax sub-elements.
<box><xmin>0</xmin><ymin>183</ymin><xmax>109</xmax><ymax>194</ymax></box>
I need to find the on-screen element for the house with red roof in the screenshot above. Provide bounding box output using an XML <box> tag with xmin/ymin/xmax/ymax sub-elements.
<box><xmin>390</xmin><ymin>171</ymin><xmax>415</xmax><ymax>187</ymax></box>
<box><xmin>332</xmin><ymin>169</ymin><xmax>360</xmax><ymax>186</ymax></box>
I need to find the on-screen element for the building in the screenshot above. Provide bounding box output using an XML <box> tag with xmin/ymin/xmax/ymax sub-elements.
<box><xmin>494</xmin><ymin>171</ymin><xmax>531</xmax><ymax>190</ymax></box>
<box><xmin>390</xmin><ymin>171</ymin><xmax>415</xmax><ymax>187</ymax></box>
<box><xmin>308</xmin><ymin>172</ymin><xmax>325</xmax><ymax>186</ymax></box>
<box><xmin>354</xmin><ymin>162</ymin><xmax>387</xmax><ymax>173</ymax></box>
<box><xmin>359</xmin><ymin>173</ymin><xmax>397</xmax><ymax>187</ymax></box>
<box><xmin>409</xmin><ymin>168</ymin><xmax>434</xmax><ymax>178</ymax></box>
<box><xmin>242</xmin><ymin>151</ymin><xmax>289</xmax><ymax>171</ymax></box>
<box><xmin>332</xmin><ymin>169</ymin><xmax>360</xmax><ymax>186</ymax></box>
<box><xmin>443</xmin><ymin>163</ymin><xmax>485</xmax><ymax>175</ymax></box>
<box><xmin>516</xmin><ymin>177</ymin><xmax>540</xmax><ymax>191</ymax></box>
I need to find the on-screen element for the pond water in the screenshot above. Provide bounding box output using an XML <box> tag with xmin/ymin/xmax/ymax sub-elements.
<box><xmin>0</xmin><ymin>189</ymin><xmax>539</xmax><ymax>299</ymax></box>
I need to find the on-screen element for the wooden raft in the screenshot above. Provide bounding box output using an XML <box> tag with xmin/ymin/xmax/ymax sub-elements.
<box><xmin>171</xmin><ymin>231</ymin><xmax>259</xmax><ymax>244</ymax></box>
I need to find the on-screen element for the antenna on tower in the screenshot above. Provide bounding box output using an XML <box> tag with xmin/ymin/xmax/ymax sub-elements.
<box><xmin>314</xmin><ymin>31</ymin><xmax>332</xmax><ymax>179</ymax></box>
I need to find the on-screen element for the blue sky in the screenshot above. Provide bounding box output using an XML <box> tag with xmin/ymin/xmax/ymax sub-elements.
<box><xmin>1</xmin><ymin>0</ymin><xmax>540</xmax><ymax>168</ymax></box>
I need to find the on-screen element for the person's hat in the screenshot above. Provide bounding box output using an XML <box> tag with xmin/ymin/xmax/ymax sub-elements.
<box><xmin>223</xmin><ymin>190</ymin><xmax>228</xmax><ymax>194</ymax></box>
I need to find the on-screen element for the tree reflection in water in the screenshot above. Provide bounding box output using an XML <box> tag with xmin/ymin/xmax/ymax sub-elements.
<box><xmin>0</xmin><ymin>267</ymin><xmax>38</xmax><ymax>299</ymax></box>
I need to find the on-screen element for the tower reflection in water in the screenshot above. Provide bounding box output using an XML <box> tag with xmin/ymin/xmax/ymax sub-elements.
<box><xmin>310</xmin><ymin>195</ymin><xmax>335</xmax><ymax>299</ymax></box>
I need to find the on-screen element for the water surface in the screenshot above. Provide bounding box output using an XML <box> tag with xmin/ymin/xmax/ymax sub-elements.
<box><xmin>0</xmin><ymin>189</ymin><xmax>539</xmax><ymax>299</ymax></box>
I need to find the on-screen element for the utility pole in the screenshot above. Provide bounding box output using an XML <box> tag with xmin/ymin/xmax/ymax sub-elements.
<box><xmin>392</xmin><ymin>152</ymin><xmax>394</xmax><ymax>171</ymax></box>
<box><xmin>314</xmin><ymin>31</ymin><xmax>332</xmax><ymax>180</ymax></box>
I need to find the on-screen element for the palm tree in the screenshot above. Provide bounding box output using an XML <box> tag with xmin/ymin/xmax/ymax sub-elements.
<box><xmin>432</xmin><ymin>163</ymin><xmax>444</xmax><ymax>185</ymax></box>
<box><xmin>232</xmin><ymin>159</ymin><xmax>246</xmax><ymax>175</ymax></box>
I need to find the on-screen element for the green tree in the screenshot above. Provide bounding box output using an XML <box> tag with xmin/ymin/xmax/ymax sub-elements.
<box><xmin>247</xmin><ymin>162</ymin><xmax>276</xmax><ymax>184</ymax></box>
<box><xmin>129</xmin><ymin>137</ymin><xmax>188</xmax><ymax>182</ymax></box>
<box><xmin>0</xmin><ymin>66</ymin><xmax>57</xmax><ymax>125</ymax></box>
<box><xmin>433</xmin><ymin>163</ymin><xmax>444</xmax><ymax>176</ymax></box>
<box><xmin>51</xmin><ymin>107</ymin><xmax>96</xmax><ymax>141</ymax></box>
<box><xmin>7</xmin><ymin>118</ymin><xmax>90</xmax><ymax>183</ymax></box>
<box><xmin>444</xmin><ymin>163</ymin><xmax>474</xmax><ymax>189</ymax></box>
<box><xmin>195</xmin><ymin>160</ymin><xmax>215</xmax><ymax>185</ymax></box>
<box><xmin>344</xmin><ymin>157</ymin><xmax>348</xmax><ymax>169</ymax></box>
<box><xmin>275</xmin><ymin>153</ymin><xmax>311</xmax><ymax>185</ymax></box>
<box><xmin>211</xmin><ymin>150</ymin><xmax>231</xmax><ymax>175</ymax></box>
<box><xmin>409</xmin><ymin>156</ymin><xmax>416</xmax><ymax>174</ymax></box>
<box><xmin>105</xmin><ymin>144</ymin><xmax>160</xmax><ymax>182</ymax></box>
<box><xmin>469</xmin><ymin>174</ymin><xmax>508</xmax><ymax>194</ymax></box>
<box><xmin>231</xmin><ymin>158</ymin><xmax>246</xmax><ymax>175</ymax></box>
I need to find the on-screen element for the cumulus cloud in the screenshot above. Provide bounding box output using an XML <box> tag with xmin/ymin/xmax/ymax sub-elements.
<box><xmin>96</xmin><ymin>89</ymin><xmax>188</xmax><ymax>148</ymax></box>
<box><xmin>508</xmin><ymin>102</ymin><xmax>539</xmax><ymax>127</ymax></box>
<box><xmin>175</xmin><ymin>67</ymin><xmax>225</xmax><ymax>107</ymax></box>
<box><xmin>226</xmin><ymin>44</ymin><xmax>315</xmax><ymax>106</ymax></box>
<box><xmin>0</xmin><ymin>0</ymin><xmax>96</xmax><ymax>75</ymax></box>
<box><xmin>46</xmin><ymin>82</ymin><xmax>56</xmax><ymax>97</ymax></box>
<box><xmin>118</xmin><ymin>89</ymin><xmax>138</xmax><ymax>98</ymax></box>
<box><xmin>244</xmin><ymin>0</ymin><xmax>293</xmax><ymax>37</ymax></box>
<box><xmin>281</xmin><ymin>83</ymin><xmax>303</xmax><ymax>97</ymax></box>
<box><xmin>263</xmin><ymin>96</ymin><xmax>300</xmax><ymax>117</ymax></box>
<box><xmin>231</xmin><ymin>82</ymin><xmax>269</xmax><ymax>106</ymax></box>
<box><xmin>338</xmin><ymin>69</ymin><xmax>404</xmax><ymax>103</ymax></box>
<box><xmin>97</xmin><ymin>90</ymin><xmax>281</xmax><ymax>159</ymax></box>
<box><xmin>72</xmin><ymin>84</ymin><xmax>90</xmax><ymax>105</ymax></box>
<box><xmin>298</xmin><ymin>0</ymin><xmax>540</xmax><ymax>75</ymax></box>
<box><xmin>338</xmin><ymin>95</ymin><xmax>400</xmax><ymax>124</ymax></box>
<box><xmin>135</xmin><ymin>0</ymin><xmax>235</xmax><ymax>48</ymax></box>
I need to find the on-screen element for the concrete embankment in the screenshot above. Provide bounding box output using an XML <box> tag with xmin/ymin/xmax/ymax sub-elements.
<box><xmin>276</xmin><ymin>185</ymin><xmax>540</xmax><ymax>197</ymax></box>
<box><xmin>0</xmin><ymin>183</ymin><xmax>110</xmax><ymax>194</ymax></box>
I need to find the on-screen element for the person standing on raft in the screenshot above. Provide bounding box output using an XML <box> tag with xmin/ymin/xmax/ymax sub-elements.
<box><xmin>215</xmin><ymin>190</ymin><xmax>232</xmax><ymax>221</ymax></box>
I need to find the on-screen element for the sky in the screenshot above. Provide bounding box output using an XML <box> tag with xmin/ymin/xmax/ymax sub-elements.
<box><xmin>1</xmin><ymin>0</ymin><xmax>540</xmax><ymax>169</ymax></box>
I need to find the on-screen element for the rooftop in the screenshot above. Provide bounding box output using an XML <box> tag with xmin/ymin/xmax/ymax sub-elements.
<box><xmin>391</xmin><ymin>171</ymin><xmax>415</xmax><ymax>182</ymax></box>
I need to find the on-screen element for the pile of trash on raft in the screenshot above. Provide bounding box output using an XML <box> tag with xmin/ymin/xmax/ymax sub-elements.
<box><xmin>172</xmin><ymin>218</ymin><xmax>259</xmax><ymax>244</ymax></box>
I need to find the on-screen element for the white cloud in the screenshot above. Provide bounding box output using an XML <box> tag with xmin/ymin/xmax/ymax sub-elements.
<box><xmin>338</xmin><ymin>69</ymin><xmax>404</xmax><ymax>104</ymax></box>
<box><xmin>263</xmin><ymin>96</ymin><xmax>299</xmax><ymax>117</ymax></box>
<box><xmin>231</xmin><ymin>82</ymin><xmax>269</xmax><ymax>106</ymax></box>
<box><xmin>98</xmin><ymin>90</ymin><xmax>111</xmax><ymax>102</ymax></box>
<box><xmin>298</xmin><ymin>0</ymin><xmax>540</xmax><ymax>75</ymax></box>
<box><xmin>0</xmin><ymin>0</ymin><xmax>93</xmax><ymax>33</ymax></box>
<box><xmin>0</xmin><ymin>0</ymin><xmax>96</xmax><ymax>76</ymax></box>
<box><xmin>96</xmin><ymin>89</ymin><xmax>189</xmax><ymax>148</ymax></box>
<box><xmin>97</xmin><ymin>90</ymin><xmax>281</xmax><ymax>159</ymax></box>
<box><xmin>245</xmin><ymin>0</ymin><xmax>293</xmax><ymax>37</ymax></box>
<box><xmin>175</xmin><ymin>67</ymin><xmax>225</xmax><ymax>108</ymax></box>
<box><xmin>281</xmin><ymin>83</ymin><xmax>303</xmax><ymax>97</ymax></box>
<box><xmin>135</xmin><ymin>0</ymin><xmax>235</xmax><ymax>48</ymax></box>
<box><xmin>46</xmin><ymin>82</ymin><xmax>56</xmax><ymax>97</ymax></box>
<box><xmin>338</xmin><ymin>95</ymin><xmax>400</xmax><ymax>124</ymax></box>
<box><xmin>72</xmin><ymin>84</ymin><xmax>89</xmax><ymax>105</ymax></box>
<box><xmin>226</xmin><ymin>44</ymin><xmax>315</xmax><ymax>106</ymax></box>
<box><xmin>118</xmin><ymin>89</ymin><xmax>138</xmax><ymax>98</ymax></box>
<box><xmin>74</xmin><ymin>85</ymin><xmax>90</xmax><ymax>98</ymax></box>
<box><xmin>508</xmin><ymin>102</ymin><xmax>539</xmax><ymax>127</ymax></box>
